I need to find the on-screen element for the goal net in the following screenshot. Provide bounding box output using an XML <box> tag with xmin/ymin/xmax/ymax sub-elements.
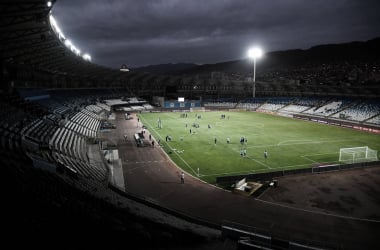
<box><xmin>339</xmin><ymin>146</ymin><xmax>378</xmax><ymax>164</ymax></box>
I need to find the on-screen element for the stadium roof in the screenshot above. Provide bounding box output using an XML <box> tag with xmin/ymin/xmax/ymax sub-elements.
<box><xmin>0</xmin><ymin>0</ymin><xmax>140</xmax><ymax>83</ymax></box>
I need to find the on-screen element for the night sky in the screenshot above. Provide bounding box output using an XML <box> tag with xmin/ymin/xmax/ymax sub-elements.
<box><xmin>52</xmin><ymin>0</ymin><xmax>380</xmax><ymax>69</ymax></box>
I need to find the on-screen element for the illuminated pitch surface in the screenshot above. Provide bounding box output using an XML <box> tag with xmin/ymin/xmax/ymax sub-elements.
<box><xmin>139</xmin><ymin>111</ymin><xmax>380</xmax><ymax>184</ymax></box>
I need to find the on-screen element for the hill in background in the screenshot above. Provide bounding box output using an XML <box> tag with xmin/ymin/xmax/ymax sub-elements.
<box><xmin>131</xmin><ymin>37</ymin><xmax>380</xmax><ymax>75</ymax></box>
<box><xmin>130</xmin><ymin>63</ymin><xmax>198</xmax><ymax>74</ymax></box>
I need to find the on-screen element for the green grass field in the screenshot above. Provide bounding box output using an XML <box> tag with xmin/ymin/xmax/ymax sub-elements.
<box><xmin>139</xmin><ymin>111</ymin><xmax>380</xmax><ymax>184</ymax></box>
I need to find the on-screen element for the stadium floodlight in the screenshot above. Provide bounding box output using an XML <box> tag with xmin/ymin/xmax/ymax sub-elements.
<box><xmin>49</xmin><ymin>15</ymin><xmax>56</xmax><ymax>26</ymax></box>
<box><xmin>82</xmin><ymin>54</ymin><xmax>91</xmax><ymax>61</ymax></box>
<box><xmin>248</xmin><ymin>47</ymin><xmax>263</xmax><ymax>59</ymax></box>
<box><xmin>73</xmin><ymin>47</ymin><xmax>81</xmax><ymax>56</ymax></box>
<box><xmin>247</xmin><ymin>47</ymin><xmax>263</xmax><ymax>98</ymax></box>
<box><xmin>64</xmin><ymin>39</ymin><xmax>72</xmax><ymax>47</ymax></box>
<box><xmin>49</xmin><ymin>13</ymin><xmax>91</xmax><ymax>62</ymax></box>
<box><xmin>47</xmin><ymin>1</ymin><xmax>52</xmax><ymax>7</ymax></box>
<box><xmin>49</xmin><ymin>15</ymin><xmax>62</xmax><ymax>35</ymax></box>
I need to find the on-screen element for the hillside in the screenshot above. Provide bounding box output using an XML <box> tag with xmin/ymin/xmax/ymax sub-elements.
<box><xmin>130</xmin><ymin>63</ymin><xmax>198</xmax><ymax>74</ymax></box>
<box><xmin>131</xmin><ymin>37</ymin><xmax>380</xmax><ymax>75</ymax></box>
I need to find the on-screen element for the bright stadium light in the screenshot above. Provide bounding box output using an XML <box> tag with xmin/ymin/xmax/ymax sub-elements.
<box><xmin>49</xmin><ymin>13</ymin><xmax>91</xmax><ymax>62</ymax></box>
<box><xmin>247</xmin><ymin>47</ymin><xmax>263</xmax><ymax>98</ymax></box>
<box><xmin>58</xmin><ymin>33</ymin><xmax>66</xmax><ymax>40</ymax></box>
<box><xmin>49</xmin><ymin>15</ymin><xmax>55</xmax><ymax>25</ymax></box>
<box><xmin>47</xmin><ymin>1</ymin><xmax>52</xmax><ymax>7</ymax></box>
<box><xmin>74</xmin><ymin>48</ymin><xmax>81</xmax><ymax>56</ymax></box>
<box><xmin>64</xmin><ymin>39</ymin><xmax>72</xmax><ymax>47</ymax></box>
<box><xmin>83</xmin><ymin>54</ymin><xmax>92</xmax><ymax>61</ymax></box>
<box><xmin>49</xmin><ymin>15</ymin><xmax>64</xmax><ymax>39</ymax></box>
<box><xmin>248</xmin><ymin>47</ymin><xmax>263</xmax><ymax>59</ymax></box>
<box><xmin>71</xmin><ymin>46</ymin><xmax>80</xmax><ymax>56</ymax></box>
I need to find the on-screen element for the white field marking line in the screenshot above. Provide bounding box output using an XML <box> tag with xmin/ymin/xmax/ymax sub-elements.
<box><xmin>277</xmin><ymin>138</ymin><xmax>355</xmax><ymax>146</ymax></box>
<box><xmin>187</xmin><ymin>159</ymin><xmax>345</xmax><ymax>178</ymax></box>
<box><xmin>140</xmin><ymin>116</ymin><xmax>233</xmax><ymax>192</ymax></box>
<box><xmin>249</xmin><ymin>157</ymin><xmax>272</xmax><ymax>169</ymax></box>
<box><xmin>159</xmin><ymin>137</ymin><xmax>328</xmax><ymax>178</ymax></box>
<box><xmin>215</xmin><ymin>121</ymin><xmax>264</xmax><ymax>129</ymax></box>
<box><xmin>156</xmin><ymin>126</ymin><xmax>274</xmax><ymax>178</ymax></box>
<box><xmin>140</xmin><ymin>116</ymin><xmax>198</xmax><ymax>175</ymax></box>
<box><xmin>277</xmin><ymin>139</ymin><xmax>316</xmax><ymax>146</ymax></box>
<box><xmin>277</xmin><ymin>163</ymin><xmax>311</xmax><ymax>169</ymax></box>
<box><xmin>301</xmin><ymin>152</ymin><xmax>338</xmax><ymax>163</ymax></box>
<box><xmin>244</xmin><ymin>138</ymin><xmax>357</xmax><ymax>150</ymax></box>
<box><xmin>302</xmin><ymin>152</ymin><xmax>338</xmax><ymax>157</ymax></box>
<box><xmin>255</xmin><ymin>199</ymin><xmax>380</xmax><ymax>223</ymax></box>
<box><xmin>230</xmin><ymin>148</ymin><xmax>272</xmax><ymax>169</ymax></box>
<box><xmin>301</xmin><ymin>155</ymin><xmax>317</xmax><ymax>163</ymax></box>
<box><xmin>140</xmin><ymin>116</ymin><xmax>343</xmax><ymax>178</ymax></box>
<box><xmin>276</xmin><ymin>161</ymin><xmax>340</xmax><ymax>169</ymax></box>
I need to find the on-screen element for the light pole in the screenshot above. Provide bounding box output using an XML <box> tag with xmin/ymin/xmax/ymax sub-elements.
<box><xmin>248</xmin><ymin>47</ymin><xmax>263</xmax><ymax>98</ymax></box>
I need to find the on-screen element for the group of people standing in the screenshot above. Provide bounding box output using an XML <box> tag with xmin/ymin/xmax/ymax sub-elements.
<box><xmin>239</xmin><ymin>149</ymin><xmax>268</xmax><ymax>159</ymax></box>
<box><xmin>240</xmin><ymin>137</ymin><xmax>248</xmax><ymax>145</ymax></box>
<box><xmin>220</xmin><ymin>114</ymin><xmax>229</xmax><ymax>119</ymax></box>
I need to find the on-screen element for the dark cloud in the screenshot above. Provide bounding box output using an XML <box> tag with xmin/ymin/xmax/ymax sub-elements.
<box><xmin>52</xmin><ymin>0</ymin><xmax>380</xmax><ymax>68</ymax></box>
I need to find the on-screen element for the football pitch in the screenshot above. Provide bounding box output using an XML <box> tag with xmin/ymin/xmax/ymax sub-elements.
<box><xmin>139</xmin><ymin>111</ymin><xmax>380</xmax><ymax>184</ymax></box>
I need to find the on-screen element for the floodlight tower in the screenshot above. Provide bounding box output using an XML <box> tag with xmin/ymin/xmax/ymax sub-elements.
<box><xmin>247</xmin><ymin>47</ymin><xmax>263</xmax><ymax>98</ymax></box>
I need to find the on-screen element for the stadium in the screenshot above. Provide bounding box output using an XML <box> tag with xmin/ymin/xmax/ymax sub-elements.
<box><xmin>1</xmin><ymin>1</ymin><xmax>380</xmax><ymax>249</ymax></box>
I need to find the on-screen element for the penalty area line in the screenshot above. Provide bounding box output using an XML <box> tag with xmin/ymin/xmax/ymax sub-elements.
<box><xmin>249</xmin><ymin>157</ymin><xmax>272</xmax><ymax>169</ymax></box>
<box><xmin>230</xmin><ymin>148</ymin><xmax>272</xmax><ymax>169</ymax></box>
<box><xmin>139</xmin><ymin>116</ymin><xmax>198</xmax><ymax>176</ymax></box>
<box><xmin>301</xmin><ymin>155</ymin><xmax>317</xmax><ymax>163</ymax></box>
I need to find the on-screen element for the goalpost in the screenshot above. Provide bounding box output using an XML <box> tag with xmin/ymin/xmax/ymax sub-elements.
<box><xmin>339</xmin><ymin>146</ymin><xmax>378</xmax><ymax>164</ymax></box>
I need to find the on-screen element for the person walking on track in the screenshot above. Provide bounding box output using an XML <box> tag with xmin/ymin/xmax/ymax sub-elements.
<box><xmin>180</xmin><ymin>172</ymin><xmax>185</xmax><ymax>184</ymax></box>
